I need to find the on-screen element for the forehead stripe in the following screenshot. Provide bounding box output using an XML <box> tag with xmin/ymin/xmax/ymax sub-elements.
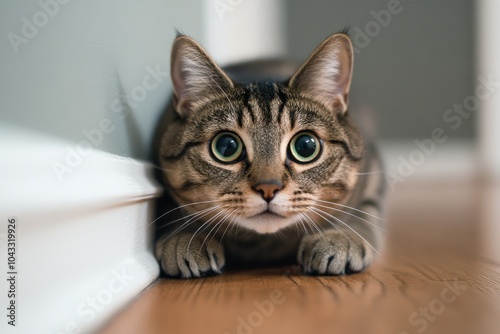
<box><xmin>256</xmin><ymin>81</ymin><xmax>275</xmax><ymax>124</ymax></box>
<box><xmin>289</xmin><ymin>105</ymin><xmax>297</xmax><ymax>129</ymax></box>
<box><xmin>242</xmin><ymin>88</ymin><xmax>255</xmax><ymax>125</ymax></box>
<box><xmin>276</xmin><ymin>85</ymin><xmax>288</xmax><ymax>124</ymax></box>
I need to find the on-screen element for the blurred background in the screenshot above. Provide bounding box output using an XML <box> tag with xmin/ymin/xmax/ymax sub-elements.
<box><xmin>1</xmin><ymin>0</ymin><xmax>496</xmax><ymax>182</ymax></box>
<box><xmin>0</xmin><ymin>0</ymin><xmax>482</xmax><ymax>158</ymax></box>
<box><xmin>1</xmin><ymin>0</ymin><xmax>499</xmax><ymax>333</ymax></box>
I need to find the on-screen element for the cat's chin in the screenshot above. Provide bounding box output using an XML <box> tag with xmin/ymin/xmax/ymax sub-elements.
<box><xmin>236</xmin><ymin>212</ymin><xmax>296</xmax><ymax>234</ymax></box>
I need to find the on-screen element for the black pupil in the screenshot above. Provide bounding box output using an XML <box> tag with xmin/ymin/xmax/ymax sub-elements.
<box><xmin>216</xmin><ymin>135</ymin><xmax>238</xmax><ymax>158</ymax></box>
<box><xmin>295</xmin><ymin>135</ymin><xmax>317</xmax><ymax>158</ymax></box>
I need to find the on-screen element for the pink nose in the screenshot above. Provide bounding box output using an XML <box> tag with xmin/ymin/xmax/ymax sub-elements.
<box><xmin>253</xmin><ymin>182</ymin><xmax>283</xmax><ymax>202</ymax></box>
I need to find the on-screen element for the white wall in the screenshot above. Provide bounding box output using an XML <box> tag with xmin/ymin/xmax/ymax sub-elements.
<box><xmin>203</xmin><ymin>0</ymin><xmax>285</xmax><ymax>65</ymax></box>
<box><xmin>0</xmin><ymin>1</ymin><xmax>204</xmax><ymax>333</ymax></box>
<box><xmin>0</xmin><ymin>0</ymin><xmax>204</xmax><ymax>160</ymax></box>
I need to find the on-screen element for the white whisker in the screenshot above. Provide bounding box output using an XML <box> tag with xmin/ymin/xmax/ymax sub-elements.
<box><xmin>187</xmin><ymin>209</ymin><xmax>226</xmax><ymax>253</ymax></box>
<box><xmin>314</xmin><ymin>199</ymin><xmax>384</xmax><ymax>221</ymax></box>
<box><xmin>166</xmin><ymin>205</ymin><xmax>221</xmax><ymax>240</ymax></box>
<box><xmin>309</xmin><ymin>207</ymin><xmax>379</xmax><ymax>255</ymax></box>
<box><xmin>300</xmin><ymin>212</ymin><xmax>327</xmax><ymax>242</ymax></box>
<box><xmin>149</xmin><ymin>199</ymin><xmax>222</xmax><ymax>227</ymax></box>
<box><xmin>297</xmin><ymin>216</ymin><xmax>308</xmax><ymax>236</ymax></box>
<box><xmin>157</xmin><ymin>205</ymin><xmax>221</xmax><ymax>230</ymax></box>
<box><xmin>201</xmin><ymin>209</ymin><xmax>235</xmax><ymax>253</ymax></box>
<box><xmin>312</xmin><ymin>203</ymin><xmax>388</xmax><ymax>233</ymax></box>
<box><xmin>355</xmin><ymin>171</ymin><xmax>384</xmax><ymax>175</ymax></box>
<box><xmin>219</xmin><ymin>214</ymin><xmax>237</xmax><ymax>246</ymax></box>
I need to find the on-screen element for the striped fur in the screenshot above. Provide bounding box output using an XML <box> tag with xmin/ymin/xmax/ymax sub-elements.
<box><xmin>153</xmin><ymin>33</ymin><xmax>385</xmax><ymax>278</ymax></box>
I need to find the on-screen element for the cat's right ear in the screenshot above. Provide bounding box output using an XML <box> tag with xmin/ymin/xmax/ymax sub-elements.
<box><xmin>170</xmin><ymin>35</ymin><xmax>233</xmax><ymax>118</ymax></box>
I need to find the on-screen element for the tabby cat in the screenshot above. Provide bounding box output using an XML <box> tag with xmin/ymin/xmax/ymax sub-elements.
<box><xmin>153</xmin><ymin>32</ymin><xmax>385</xmax><ymax>278</ymax></box>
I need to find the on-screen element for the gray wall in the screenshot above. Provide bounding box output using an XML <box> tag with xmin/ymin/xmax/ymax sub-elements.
<box><xmin>286</xmin><ymin>0</ymin><xmax>475</xmax><ymax>140</ymax></box>
<box><xmin>0</xmin><ymin>0</ymin><xmax>204</xmax><ymax>160</ymax></box>
<box><xmin>1</xmin><ymin>0</ymin><xmax>475</xmax><ymax>162</ymax></box>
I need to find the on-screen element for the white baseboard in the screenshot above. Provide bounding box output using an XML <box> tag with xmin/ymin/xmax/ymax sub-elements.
<box><xmin>378</xmin><ymin>139</ymin><xmax>478</xmax><ymax>186</ymax></box>
<box><xmin>0</xmin><ymin>125</ymin><xmax>163</xmax><ymax>334</ymax></box>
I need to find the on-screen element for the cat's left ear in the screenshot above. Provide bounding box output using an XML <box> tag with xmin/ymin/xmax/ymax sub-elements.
<box><xmin>288</xmin><ymin>33</ymin><xmax>353</xmax><ymax>114</ymax></box>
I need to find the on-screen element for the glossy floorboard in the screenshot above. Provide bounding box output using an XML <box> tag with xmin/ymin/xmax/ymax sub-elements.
<box><xmin>101</xmin><ymin>180</ymin><xmax>500</xmax><ymax>334</ymax></box>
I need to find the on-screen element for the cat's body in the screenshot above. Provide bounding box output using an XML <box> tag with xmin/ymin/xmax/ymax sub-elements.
<box><xmin>153</xmin><ymin>33</ymin><xmax>385</xmax><ymax>278</ymax></box>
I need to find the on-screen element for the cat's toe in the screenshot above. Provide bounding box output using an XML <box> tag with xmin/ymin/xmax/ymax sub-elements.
<box><xmin>157</xmin><ymin>234</ymin><xmax>225</xmax><ymax>278</ymax></box>
<box><xmin>298</xmin><ymin>232</ymin><xmax>372</xmax><ymax>275</ymax></box>
<box><xmin>177</xmin><ymin>236</ymin><xmax>225</xmax><ymax>278</ymax></box>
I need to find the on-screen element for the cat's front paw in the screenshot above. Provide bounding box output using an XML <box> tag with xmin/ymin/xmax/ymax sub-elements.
<box><xmin>156</xmin><ymin>234</ymin><xmax>225</xmax><ymax>278</ymax></box>
<box><xmin>297</xmin><ymin>231</ymin><xmax>374</xmax><ymax>275</ymax></box>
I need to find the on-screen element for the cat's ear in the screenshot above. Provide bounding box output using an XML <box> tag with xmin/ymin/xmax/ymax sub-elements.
<box><xmin>288</xmin><ymin>33</ymin><xmax>353</xmax><ymax>114</ymax></box>
<box><xmin>170</xmin><ymin>35</ymin><xmax>233</xmax><ymax>117</ymax></box>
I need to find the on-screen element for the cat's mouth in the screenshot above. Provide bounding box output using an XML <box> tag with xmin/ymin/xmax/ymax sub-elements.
<box><xmin>252</xmin><ymin>211</ymin><xmax>285</xmax><ymax>219</ymax></box>
<box><xmin>252</xmin><ymin>204</ymin><xmax>288</xmax><ymax>218</ymax></box>
<box><xmin>233</xmin><ymin>203</ymin><xmax>299</xmax><ymax>234</ymax></box>
<box><xmin>240</xmin><ymin>211</ymin><xmax>292</xmax><ymax>234</ymax></box>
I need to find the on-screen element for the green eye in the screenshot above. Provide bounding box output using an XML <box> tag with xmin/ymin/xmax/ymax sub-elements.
<box><xmin>211</xmin><ymin>132</ymin><xmax>243</xmax><ymax>163</ymax></box>
<box><xmin>289</xmin><ymin>132</ymin><xmax>321</xmax><ymax>163</ymax></box>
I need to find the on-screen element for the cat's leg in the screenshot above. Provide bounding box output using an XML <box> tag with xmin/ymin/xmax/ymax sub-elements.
<box><xmin>298</xmin><ymin>151</ymin><xmax>386</xmax><ymax>275</ymax></box>
<box><xmin>156</xmin><ymin>233</ymin><xmax>225</xmax><ymax>278</ymax></box>
<box><xmin>297</xmin><ymin>229</ymin><xmax>376</xmax><ymax>275</ymax></box>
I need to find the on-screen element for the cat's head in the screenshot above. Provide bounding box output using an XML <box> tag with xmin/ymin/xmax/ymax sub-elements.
<box><xmin>157</xmin><ymin>33</ymin><xmax>364</xmax><ymax>234</ymax></box>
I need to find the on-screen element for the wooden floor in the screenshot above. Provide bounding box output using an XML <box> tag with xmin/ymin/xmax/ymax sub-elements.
<box><xmin>101</xmin><ymin>179</ymin><xmax>500</xmax><ymax>334</ymax></box>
